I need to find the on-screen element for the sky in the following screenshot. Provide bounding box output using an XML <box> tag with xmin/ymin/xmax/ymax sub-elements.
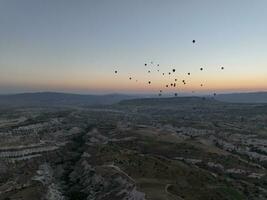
<box><xmin>0</xmin><ymin>0</ymin><xmax>267</xmax><ymax>94</ymax></box>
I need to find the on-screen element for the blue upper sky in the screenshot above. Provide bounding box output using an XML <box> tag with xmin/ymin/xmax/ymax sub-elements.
<box><xmin>0</xmin><ymin>0</ymin><xmax>267</xmax><ymax>94</ymax></box>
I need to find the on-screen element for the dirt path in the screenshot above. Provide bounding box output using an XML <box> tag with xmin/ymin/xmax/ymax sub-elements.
<box><xmin>103</xmin><ymin>164</ymin><xmax>136</xmax><ymax>184</ymax></box>
<box><xmin>164</xmin><ymin>184</ymin><xmax>184</xmax><ymax>200</ymax></box>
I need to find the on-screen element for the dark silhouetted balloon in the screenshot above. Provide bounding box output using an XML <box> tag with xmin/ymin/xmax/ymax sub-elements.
<box><xmin>175</xmin><ymin>79</ymin><xmax>177</xmax><ymax>82</ymax></box>
<box><xmin>172</xmin><ymin>69</ymin><xmax>176</xmax><ymax>72</ymax></box>
<box><xmin>170</xmin><ymin>83</ymin><xmax>173</xmax><ymax>86</ymax></box>
<box><xmin>129</xmin><ymin>77</ymin><xmax>132</xmax><ymax>80</ymax></box>
<box><xmin>148</xmin><ymin>81</ymin><xmax>151</xmax><ymax>84</ymax></box>
<box><xmin>148</xmin><ymin>70</ymin><xmax>151</xmax><ymax>73</ymax></box>
<box><xmin>168</xmin><ymin>72</ymin><xmax>171</xmax><ymax>75</ymax></box>
<box><xmin>144</xmin><ymin>63</ymin><xmax>147</xmax><ymax>66</ymax></box>
<box><xmin>221</xmin><ymin>67</ymin><xmax>224</xmax><ymax>70</ymax></box>
<box><xmin>174</xmin><ymin>93</ymin><xmax>178</xmax><ymax>96</ymax></box>
<box><xmin>192</xmin><ymin>40</ymin><xmax>196</xmax><ymax>43</ymax></box>
<box><xmin>166</xmin><ymin>85</ymin><xmax>169</xmax><ymax>88</ymax></box>
<box><xmin>200</xmin><ymin>68</ymin><xmax>203</xmax><ymax>71</ymax></box>
<box><xmin>200</xmin><ymin>84</ymin><xmax>203</xmax><ymax>87</ymax></box>
<box><xmin>187</xmin><ymin>73</ymin><xmax>191</xmax><ymax>75</ymax></box>
<box><xmin>115</xmin><ymin>70</ymin><xmax>117</xmax><ymax>73</ymax></box>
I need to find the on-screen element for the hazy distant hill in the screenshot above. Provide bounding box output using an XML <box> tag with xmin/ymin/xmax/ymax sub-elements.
<box><xmin>215</xmin><ymin>92</ymin><xmax>267</xmax><ymax>103</ymax></box>
<box><xmin>0</xmin><ymin>92</ymin><xmax>136</xmax><ymax>107</ymax></box>
<box><xmin>118</xmin><ymin>93</ymin><xmax>267</xmax><ymax>108</ymax></box>
<box><xmin>118</xmin><ymin>96</ymin><xmax>220</xmax><ymax>107</ymax></box>
<box><xmin>0</xmin><ymin>91</ymin><xmax>266</xmax><ymax>107</ymax></box>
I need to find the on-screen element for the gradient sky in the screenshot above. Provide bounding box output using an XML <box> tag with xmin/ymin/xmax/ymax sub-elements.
<box><xmin>0</xmin><ymin>0</ymin><xmax>267</xmax><ymax>94</ymax></box>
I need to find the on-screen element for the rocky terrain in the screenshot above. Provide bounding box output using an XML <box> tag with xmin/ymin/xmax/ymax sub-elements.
<box><xmin>1</xmin><ymin>97</ymin><xmax>267</xmax><ymax>199</ymax></box>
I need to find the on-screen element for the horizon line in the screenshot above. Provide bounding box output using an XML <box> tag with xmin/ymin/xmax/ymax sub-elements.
<box><xmin>1</xmin><ymin>90</ymin><xmax>267</xmax><ymax>96</ymax></box>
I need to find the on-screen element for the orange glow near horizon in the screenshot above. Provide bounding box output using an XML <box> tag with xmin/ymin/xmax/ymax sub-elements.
<box><xmin>2</xmin><ymin>71</ymin><xmax>266</xmax><ymax>94</ymax></box>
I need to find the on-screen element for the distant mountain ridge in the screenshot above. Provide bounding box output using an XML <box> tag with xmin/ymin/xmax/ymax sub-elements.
<box><xmin>118</xmin><ymin>96</ymin><xmax>219</xmax><ymax>106</ymax></box>
<box><xmin>214</xmin><ymin>92</ymin><xmax>267</xmax><ymax>103</ymax></box>
<box><xmin>0</xmin><ymin>92</ymin><xmax>136</xmax><ymax>107</ymax></box>
<box><xmin>0</xmin><ymin>91</ymin><xmax>266</xmax><ymax>107</ymax></box>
